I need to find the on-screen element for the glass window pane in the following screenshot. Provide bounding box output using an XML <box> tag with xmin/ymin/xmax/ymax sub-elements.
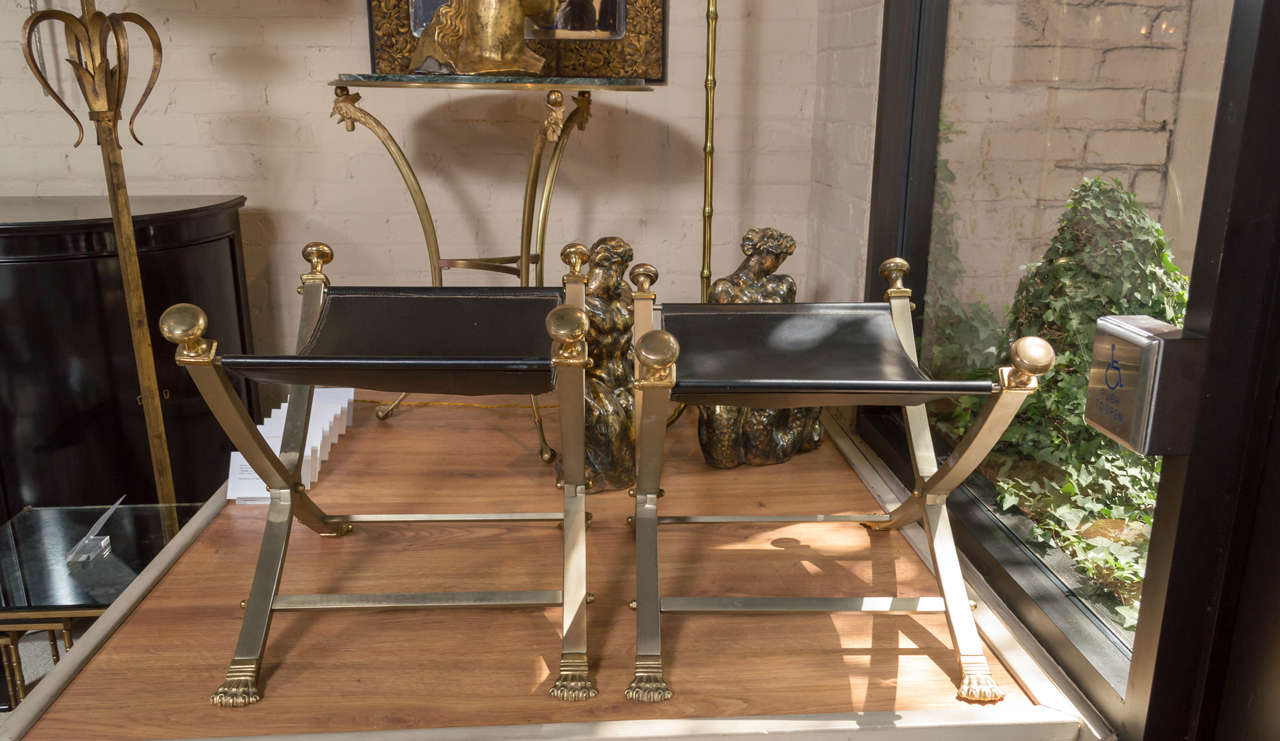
<box><xmin>921</xmin><ymin>0</ymin><xmax>1231</xmax><ymax>650</ymax></box>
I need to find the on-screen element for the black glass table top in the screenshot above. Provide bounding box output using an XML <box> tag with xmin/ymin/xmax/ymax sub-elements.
<box><xmin>0</xmin><ymin>504</ymin><xmax>201</xmax><ymax>614</ymax></box>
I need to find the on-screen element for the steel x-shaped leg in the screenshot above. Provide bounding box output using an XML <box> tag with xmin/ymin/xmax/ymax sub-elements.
<box><xmin>161</xmin><ymin>243</ymin><xmax>597</xmax><ymax>706</ymax></box>
<box><xmin>625</xmin><ymin>258</ymin><xmax>1054</xmax><ymax>703</ymax></box>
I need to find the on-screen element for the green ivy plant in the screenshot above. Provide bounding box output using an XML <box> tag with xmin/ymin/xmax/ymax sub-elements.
<box><xmin>923</xmin><ymin>115</ymin><xmax>1003</xmax><ymax>378</ymax></box>
<box><xmin>937</xmin><ymin>178</ymin><xmax>1188</xmax><ymax>629</ymax></box>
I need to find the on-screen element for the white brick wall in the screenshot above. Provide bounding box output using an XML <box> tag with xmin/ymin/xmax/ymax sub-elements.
<box><xmin>936</xmin><ymin>0</ymin><xmax>1195</xmax><ymax>312</ymax></box>
<box><xmin>805</xmin><ymin>0</ymin><xmax>881</xmax><ymax>302</ymax></box>
<box><xmin>2</xmin><ymin>0</ymin><xmax>825</xmax><ymax>355</ymax></box>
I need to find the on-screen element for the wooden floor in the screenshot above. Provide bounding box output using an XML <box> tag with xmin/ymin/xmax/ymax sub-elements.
<box><xmin>29</xmin><ymin>395</ymin><xmax>1031</xmax><ymax>740</ymax></box>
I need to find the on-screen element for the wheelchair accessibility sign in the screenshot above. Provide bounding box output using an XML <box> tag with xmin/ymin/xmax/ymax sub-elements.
<box><xmin>1086</xmin><ymin>315</ymin><xmax>1203</xmax><ymax>456</ymax></box>
<box><xmin>1105</xmin><ymin>344</ymin><xmax>1123</xmax><ymax>391</ymax></box>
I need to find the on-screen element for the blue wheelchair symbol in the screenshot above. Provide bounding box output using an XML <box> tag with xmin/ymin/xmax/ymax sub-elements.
<box><xmin>1105</xmin><ymin>344</ymin><xmax>1123</xmax><ymax>391</ymax></box>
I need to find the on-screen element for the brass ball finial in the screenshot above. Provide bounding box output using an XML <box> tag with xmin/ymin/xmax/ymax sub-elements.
<box><xmin>302</xmin><ymin>242</ymin><xmax>333</xmax><ymax>271</ymax></box>
<box><xmin>159</xmin><ymin>303</ymin><xmax>206</xmax><ymax>346</ymax></box>
<box><xmin>629</xmin><ymin>263</ymin><xmax>659</xmax><ymax>293</ymax></box>
<box><xmin>1003</xmin><ymin>337</ymin><xmax>1054</xmax><ymax>389</ymax></box>
<box><xmin>879</xmin><ymin>257</ymin><xmax>909</xmax><ymax>287</ymax></box>
<box><xmin>159</xmin><ymin>303</ymin><xmax>213</xmax><ymax>360</ymax></box>
<box><xmin>561</xmin><ymin>242</ymin><xmax>589</xmax><ymax>277</ymax></box>
<box><xmin>546</xmin><ymin>305</ymin><xmax>589</xmax><ymax>343</ymax></box>
<box><xmin>635</xmin><ymin>330</ymin><xmax>679</xmax><ymax>371</ymax></box>
<box><xmin>1011</xmin><ymin>336</ymin><xmax>1055</xmax><ymax>376</ymax></box>
<box><xmin>546</xmin><ymin>90</ymin><xmax>563</xmax><ymax>107</ymax></box>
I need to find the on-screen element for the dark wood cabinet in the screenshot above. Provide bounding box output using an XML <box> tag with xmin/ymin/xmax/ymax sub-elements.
<box><xmin>0</xmin><ymin>196</ymin><xmax>255</xmax><ymax>518</ymax></box>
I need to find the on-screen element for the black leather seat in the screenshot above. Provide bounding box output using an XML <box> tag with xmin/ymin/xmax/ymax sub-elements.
<box><xmin>661</xmin><ymin>303</ymin><xmax>994</xmax><ymax>407</ymax></box>
<box><xmin>218</xmin><ymin>287</ymin><xmax>563</xmax><ymax>395</ymax></box>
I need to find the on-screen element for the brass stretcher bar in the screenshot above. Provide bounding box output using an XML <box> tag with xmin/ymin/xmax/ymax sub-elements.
<box><xmin>158</xmin><ymin>244</ymin><xmax>601</xmax><ymax>707</ymax></box>
<box><xmin>624</xmin><ymin>257</ymin><xmax>1055</xmax><ymax>704</ymax></box>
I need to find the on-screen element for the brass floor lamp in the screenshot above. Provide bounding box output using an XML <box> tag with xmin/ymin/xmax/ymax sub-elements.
<box><xmin>21</xmin><ymin>1</ymin><xmax>178</xmax><ymax>535</ymax></box>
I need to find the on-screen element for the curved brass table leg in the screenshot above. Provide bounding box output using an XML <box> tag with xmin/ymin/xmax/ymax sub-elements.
<box><xmin>535</xmin><ymin>92</ymin><xmax>593</xmax><ymax>288</ymax></box>
<box><xmin>531</xmin><ymin>394</ymin><xmax>557</xmax><ymax>463</ymax></box>
<box><xmin>332</xmin><ymin>86</ymin><xmax>443</xmax><ymax>287</ymax></box>
<box><xmin>522</xmin><ymin>91</ymin><xmax>565</xmax><ymax>287</ymax></box>
<box><xmin>376</xmin><ymin>392</ymin><xmax>409</xmax><ymax>421</ymax></box>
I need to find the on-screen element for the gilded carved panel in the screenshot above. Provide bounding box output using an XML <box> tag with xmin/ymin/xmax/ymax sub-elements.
<box><xmin>367</xmin><ymin>0</ymin><xmax>666</xmax><ymax>81</ymax></box>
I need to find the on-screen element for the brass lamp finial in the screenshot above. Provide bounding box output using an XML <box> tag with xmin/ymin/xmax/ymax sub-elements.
<box><xmin>159</xmin><ymin>303</ymin><xmax>214</xmax><ymax>362</ymax></box>
<box><xmin>561</xmin><ymin>243</ymin><xmax>589</xmax><ymax>279</ymax></box>
<box><xmin>629</xmin><ymin>264</ymin><xmax>659</xmax><ymax>293</ymax></box>
<box><xmin>1008</xmin><ymin>336</ymin><xmax>1055</xmax><ymax>387</ymax></box>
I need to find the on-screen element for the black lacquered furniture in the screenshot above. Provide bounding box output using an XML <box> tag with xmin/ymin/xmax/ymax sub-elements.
<box><xmin>158</xmin><ymin>243</ymin><xmax>599</xmax><ymax>707</ymax></box>
<box><xmin>0</xmin><ymin>196</ymin><xmax>255</xmax><ymax>517</ymax></box>
<box><xmin>0</xmin><ymin>503</ymin><xmax>201</xmax><ymax>709</ymax></box>
<box><xmin>623</xmin><ymin>258</ymin><xmax>1056</xmax><ymax>704</ymax></box>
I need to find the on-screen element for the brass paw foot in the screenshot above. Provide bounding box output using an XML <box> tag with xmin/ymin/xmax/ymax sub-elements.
<box><xmin>549</xmin><ymin>653</ymin><xmax>597</xmax><ymax>701</ymax></box>
<box><xmin>957</xmin><ymin>672</ymin><xmax>1005</xmax><ymax>703</ymax></box>
<box><xmin>210</xmin><ymin>676</ymin><xmax>260</xmax><ymax>707</ymax></box>
<box><xmin>624</xmin><ymin>655</ymin><xmax>672</xmax><ymax>702</ymax></box>
<box><xmin>549</xmin><ymin>672</ymin><xmax>597</xmax><ymax>701</ymax></box>
<box><xmin>211</xmin><ymin>661</ymin><xmax>260</xmax><ymax>707</ymax></box>
<box><xmin>624</xmin><ymin>674</ymin><xmax>673</xmax><ymax>703</ymax></box>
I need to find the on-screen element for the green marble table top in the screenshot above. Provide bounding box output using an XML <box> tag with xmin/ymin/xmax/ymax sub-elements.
<box><xmin>333</xmin><ymin>73</ymin><xmax>651</xmax><ymax>92</ymax></box>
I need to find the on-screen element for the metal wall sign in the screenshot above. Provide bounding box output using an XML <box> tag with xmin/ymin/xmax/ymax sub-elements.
<box><xmin>1086</xmin><ymin>316</ymin><xmax>1204</xmax><ymax>456</ymax></box>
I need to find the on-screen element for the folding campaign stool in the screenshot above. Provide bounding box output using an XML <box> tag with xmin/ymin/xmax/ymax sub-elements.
<box><xmin>158</xmin><ymin>242</ymin><xmax>599</xmax><ymax>706</ymax></box>
<box><xmin>624</xmin><ymin>257</ymin><xmax>1055</xmax><ymax>703</ymax></box>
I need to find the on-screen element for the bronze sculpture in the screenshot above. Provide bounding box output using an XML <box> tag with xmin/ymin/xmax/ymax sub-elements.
<box><xmin>410</xmin><ymin>0</ymin><xmax>556</xmax><ymax>75</ymax></box>
<box><xmin>556</xmin><ymin>237</ymin><xmax>637</xmax><ymax>491</ymax></box>
<box><xmin>699</xmin><ymin>228</ymin><xmax>824</xmax><ymax>468</ymax></box>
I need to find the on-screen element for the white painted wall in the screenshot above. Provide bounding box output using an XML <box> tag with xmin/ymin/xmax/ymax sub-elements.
<box><xmin>5</xmin><ymin>0</ymin><xmax>857</xmax><ymax>356</ymax></box>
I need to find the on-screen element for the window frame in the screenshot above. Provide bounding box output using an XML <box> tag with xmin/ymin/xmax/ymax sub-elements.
<box><xmin>863</xmin><ymin>0</ymin><xmax>1280</xmax><ymax>736</ymax></box>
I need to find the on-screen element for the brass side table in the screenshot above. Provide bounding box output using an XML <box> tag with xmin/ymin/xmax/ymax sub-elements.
<box><xmin>326</xmin><ymin>74</ymin><xmax>650</xmax><ymax>422</ymax></box>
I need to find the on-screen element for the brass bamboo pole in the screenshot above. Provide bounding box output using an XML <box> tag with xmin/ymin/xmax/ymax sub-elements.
<box><xmin>701</xmin><ymin>0</ymin><xmax>718</xmax><ymax>302</ymax></box>
<box><xmin>22</xmin><ymin>1</ymin><xmax>178</xmax><ymax>535</ymax></box>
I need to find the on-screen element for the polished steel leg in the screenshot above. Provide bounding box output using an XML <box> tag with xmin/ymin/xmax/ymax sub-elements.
<box><xmin>923</xmin><ymin>501</ymin><xmax>1003</xmax><ymax>702</ymax></box>
<box><xmin>548</xmin><ymin>274</ymin><xmax>597</xmax><ymax>701</ymax></box>
<box><xmin>626</xmin><ymin>328</ymin><xmax>678</xmax><ymax>702</ymax></box>
<box><xmin>210</xmin><ymin>487</ymin><xmax>295</xmax><ymax>708</ymax></box>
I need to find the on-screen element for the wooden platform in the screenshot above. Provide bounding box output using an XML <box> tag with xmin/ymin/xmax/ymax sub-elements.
<box><xmin>28</xmin><ymin>395</ymin><xmax>1040</xmax><ymax>740</ymax></box>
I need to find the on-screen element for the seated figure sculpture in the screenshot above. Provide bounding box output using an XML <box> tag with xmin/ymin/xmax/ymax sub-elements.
<box><xmin>576</xmin><ymin>236</ymin><xmax>637</xmax><ymax>491</ymax></box>
<box><xmin>699</xmin><ymin>227</ymin><xmax>824</xmax><ymax>468</ymax></box>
